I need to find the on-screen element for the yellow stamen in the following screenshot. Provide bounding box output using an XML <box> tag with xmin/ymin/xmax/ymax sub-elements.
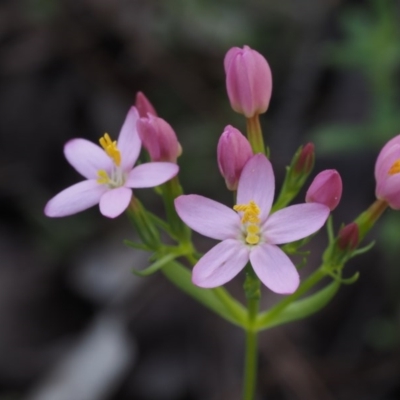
<box><xmin>97</xmin><ymin>169</ymin><xmax>110</xmax><ymax>184</ymax></box>
<box><xmin>388</xmin><ymin>159</ymin><xmax>400</xmax><ymax>175</ymax></box>
<box><xmin>99</xmin><ymin>133</ymin><xmax>121</xmax><ymax>166</ymax></box>
<box><xmin>233</xmin><ymin>200</ymin><xmax>260</xmax><ymax>224</ymax></box>
<box><xmin>233</xmin><ymin>200</ymin><xmax>261</xmax><ymax>245</ymax></box>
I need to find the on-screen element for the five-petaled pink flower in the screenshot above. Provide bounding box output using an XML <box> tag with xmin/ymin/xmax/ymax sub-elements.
<box><xmin>375</xmin><ymin>134</ymin><xmax>400</xmax><ymax>209</ymax></box>
<box><xmin>45</xmin><ymin>106</ymin><xmax>179</xmax><ymax>218</ymax></box>
<box><xmin>175</xmin><ymin>154</ymin><xmax>330</xmax><ymax>294</ymax></box>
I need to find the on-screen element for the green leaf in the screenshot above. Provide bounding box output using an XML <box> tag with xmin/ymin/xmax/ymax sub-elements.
<box><xmin>124</xmin><ymin>240</ymin><xmax>150</xmax><ymax>251</ymax></box>
<box><xmin>256</xmin><ymin>280</ymin><xmax>340</xmax><ymax>331</ymax></box>
<box><xmin>132</xmin><ymin>253</ymin><xmax>177</xmax><ymax>277</ymax></box>
<box><xmin>162</xmin><ymin>261</ymin><xmax>247</xmax><ymax>328</ymax></box>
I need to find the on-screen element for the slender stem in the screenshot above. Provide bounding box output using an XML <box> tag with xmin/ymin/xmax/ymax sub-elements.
<box><xmin>243</xmin><ymin>328</ymin><xmax>258</xmax><ymax>400</ymax></box>
<box><xmin>243</xmin><ymin>268</ymin><xmax>260</xmax><ymax>400</ymax></box>
<box><xmin>246</xmin><ymin>114</ymin><xmax>265</xmax><ymax>155</ymax></box>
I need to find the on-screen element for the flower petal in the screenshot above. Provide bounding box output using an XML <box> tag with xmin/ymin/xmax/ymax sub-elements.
<box><xmin>192</xmin><ymin>239</ymin><xmax>249</xmax><ymax>288</ymax></box>
<box><xmin>175</xmin><ymin>195</ymin><xmax>241</xmax><ymax>240</ymax></box>
<box><xmin>99</xmin><ymin>187</ymin><xmax>132</xmax><ymax>218</ymax></box>
<box><xmin>236</xmin><ymin>154</ymin><xmax>275</xmax><ymax>221</ymax></box>
<box><xmin>64</xmin><ymin>139</ymin><xmax>112</xmax><ymax>179</ymax></box>
<box><xmin>250</xmin><ymin>244</ymin><xmax>299</xmax><ymax>294</ymax></box>
<box><xmin>264</xmin><ymin>203</ymin><xmax>329</xmax><ymax>245</ymax></box>
<box><xmin>118</xmin><ymin>106</ymin><xmax>141</xmax><ymax>171</ymax></box>
<box><xmin>44</xmin><ymin>180</ymin><xmax>106</xmax><ymax>217</ymax></box>
<box><xmin>125</xmin><ymin>162</ymin><xmax>179</xmax><ymax>188</ymax></box>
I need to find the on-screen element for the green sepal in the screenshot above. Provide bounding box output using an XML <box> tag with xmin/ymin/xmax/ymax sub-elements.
<box><xmin>132</xmin><ymin>252</ymin><xmax>178</xmax><ymax>277</ymax></box>
<box><xmin>350</xmin><ymin>240</ymin><xmax>375</xmax><ymax>258</ymax></box>
<box><xmin>162</xmin><ymin>261</ymin><xmax>247</xmax><ymax>328</ymax></box>
<box><xmin>255</xmin><ymin>279</ymin><xmax>340</xmax><ymax>331</ymax></box>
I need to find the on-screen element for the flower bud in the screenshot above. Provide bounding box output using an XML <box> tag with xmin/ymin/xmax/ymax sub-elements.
<box><xmin>306</xmin><ymin>170</ymin><xmax>342</xmax><ymax>211</ymax></box>
<box><xmin>135</xmin><ymin>91</ymin><xmax>158</xmax><ymax>118</ymax></box>
<box><xmin>294</xmin><ymin>143</ymin><xmax>315</xmax><ymax>175</ymax></box>
<box><xmin>375</xmin><ymin>134</ymin><xmax>400</xmax><ymax>209</ymax></box>
<box><xmin>337</xmin><ymin>223</ymin><xmax>359</xmax><ymax>251</ymax></box>
<box><xmin>137</xmin><ymin>115</ymin><xmax>181</xmax><ymax>163</ymax></box>
<box><xmin>217</xmin><ymin>125</ymin><xmax>253</xmax><ymax>190</ymax></box>
<box><xmin>224</xmin><ymin>45</ymin><xmax>272</xmax><ymax>118</ymax></box>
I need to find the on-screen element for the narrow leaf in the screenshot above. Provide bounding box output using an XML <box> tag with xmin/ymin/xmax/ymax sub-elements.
<box><xmin>132</xmin><ymin>253</ymin><xmax>177</xmax><ymax>277</ymax></box>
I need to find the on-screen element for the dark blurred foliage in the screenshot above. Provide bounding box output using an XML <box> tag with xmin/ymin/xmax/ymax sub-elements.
<box><xmin>1</xmin><ymin>0</ymin><xmax>400</xmax><ymax>399</ymax></box>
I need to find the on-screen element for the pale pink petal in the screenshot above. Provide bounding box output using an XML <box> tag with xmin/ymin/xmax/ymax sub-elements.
<box><xmin>250</xmin><ymin>244</ymin><xmax>299</xmax><ymax>294</ymax></box>
<box><xmin>64</xmin><ymin>139</ymin><xmax>112</xmax><ymax>179</ymax></box>
<box><xmin>375</xmin><ymin>143</ymin><xmax>400</xmax><ymax>180</ymax></box>
<box><xmin>44</xmin><ymin>180</ymin><xmax>107</xmax><ymax>217</ymax></box>
<box><xmin>236</xmin><ymin>154</ymin><xmax>274</xmax><ymax>221</ymax></box>
<box><xmin>192</xmin><ymin>239</ymin><xmax>249</xmax><ymax>288</ymax></box>
<box><xmin>117</xmin><ymin>106</ymin><xmax>141</xmax><ymax>171</ymax></box>
<box><xmin>175</xmin><ymin>195</ymin><xmax>241</xmax><ymax>240</ymax></box>
<box><xmin>99</xmin><ymin>187</ymin><xmax>132</xmax><ymax>218</ymax></box>
<box><xmin>375</xmin><ymin>135</ymin><xmax>400</xmax><ymax>176</ymax></box>
<box><xmin>377</xmin><ymin>173</ymin><xmax>400</xmax><ymax>209</ymax></box>
<box><xmin>264</xmin><ymin>203</ymin><xmax>329</xmax><ymax>245</ymax></box>
<box><xmin>125</xmin><ymin>162</ymin><xmax>179</xmax><ymax>188</ymax></box>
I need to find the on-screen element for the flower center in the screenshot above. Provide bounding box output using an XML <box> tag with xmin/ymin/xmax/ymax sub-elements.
<box><xmin>99</xmin><ymin>133</ymin><xmax>121</xmax><ymax>166</ymax></box>
<box><xmin>388</xmin><ymin>159</ymin><xmax>400</xmax><ymax>175</ymax></box>
<box><xmin>233</xmin><ymin>200</ymin><xmax>261</xmax><ymax>245</ymax></box>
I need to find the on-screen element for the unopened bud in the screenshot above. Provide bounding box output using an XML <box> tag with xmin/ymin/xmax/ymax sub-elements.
<box><xmin>306</xmin><ymin>170</ymin><xmax>342</xmax><ymax>211</ymax></box>
<box><xmin>338</xmin><ymin>223</ymin><xmax>359</xmax><ymax>251</ymax></box>
<box><xmin>137</xmin><ymin>115</ymin><xmax>181</xmax><ymax>163</ymax></box>
<box><xmin>217</xmin><ymin>125</ymin><xmax>253</xmax><ymax>191</ymax></box>
<box><xmin>135</xmin><ymin>92</ymin><xmax>158</xmax><ymax>118</ymax></box>
<box><xmin>294</xmin><ymin>143</ymin><xmax>315</xmax><ymax>175</ymax></box>
<box><xmin>224</xmin><ymin>45</ymin><xmax>272</xmax><ymax>118</ymax></box>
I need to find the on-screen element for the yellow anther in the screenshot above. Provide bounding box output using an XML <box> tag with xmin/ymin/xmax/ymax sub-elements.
<box><xmin>97</xmin><ymin>169</ymin><xmax>110</xmax><ymax>184</ymax></box>
<box><xmin>99</xmin><ymin>133</ymin><xmax>121</xmax><ymax>166</ymax></box>
<box><xmin>233</xmin><ymin>200</ymin><xmax>260</xmax><ymax>224</ymax></box>
<box><xmin>234</xmin><ymin>200</ymin><xmax>261</xmax><ymax>245</ymax></box>
<box><xmin>388</xmin><ymin>159</ymin><xmax>400</xmax><ymax>175</ymax></box>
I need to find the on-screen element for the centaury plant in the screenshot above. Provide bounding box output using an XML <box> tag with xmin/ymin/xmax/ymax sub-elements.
<box><xmin>45</xmin><ymin>45</ymin><xmax>398</xmax><ymax>400</ymax></box>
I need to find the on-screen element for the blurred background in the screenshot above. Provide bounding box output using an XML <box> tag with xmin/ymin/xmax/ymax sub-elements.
<box><xmin>1</xmin><ymin>0</ymin><xmax>400</xmax><ymax>399</ymax></box>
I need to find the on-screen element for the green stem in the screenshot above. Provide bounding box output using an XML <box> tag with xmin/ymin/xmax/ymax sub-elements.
<box><xmin>246</xmin><ymin>114</ymin><xmax>265</xmax><ymax>155</ymax></box>
<box><xmin>243</xmin><ymin>328</ymin><xmax>258</xmax><ymax>400</ymax></box>
<box><xmin>243</xmin><ymin>268</ymin><xmax>260</xmax><ymax>400</ymax></box>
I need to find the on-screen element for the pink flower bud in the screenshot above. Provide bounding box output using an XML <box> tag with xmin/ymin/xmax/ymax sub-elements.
<box><xmin>294</xmin><ymin>143</ymin><xmax>315</xmax><ymax>174</ymax></box>
<box><xmin>224</xmin><ymin>45</ymin><xmax>272</xmax><ymax>118</ymax></box>
<box><xmin>135</xmin><ymin>92</ymin><xmax>158</xmax><ymax>118</ymax></box>
<box><xmin>217</xmin><ymin>125</ymin><xmax>253</xmax><ymax>190</ymax></box>
<box><xmin>306</xmin><ymin>170</ymin><xmax>342</xmax><ymax>211</ymax></box>
<box><xmin>137</xmin><ymin>115</ymin><xmax>181</xmax><ymax>163</ymax></box>
<box><xmin>337</xmin><ymin>223</ymin><xmax>359</xmax><ymax>251</ymax></box>
<box><xmin>375</xmin><ymin>134</ymin><xmax>400</xmax><ymax>209</ymax></box>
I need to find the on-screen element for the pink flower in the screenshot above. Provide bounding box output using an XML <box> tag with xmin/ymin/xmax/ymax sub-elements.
<box><xmin>306</xmin><ymin>170</ymin><xmax>342</xmax><ymax>211</ymax></box>
<box><xmin>45</xmin><ymin>107</ymin><xmax>179</xmax><ymax>218</ymax></box>
<box><xmin>175</xmin><ymin>154</ymin><xmax>329</xmax><ymax>294</ymax></box>
<box><xmin>375</xmin><ymin>134</ymin><xmax>400</xmax><ymax>209</ymax></box>
<box><xmin>224</xmin><ymin>45</ymin><xmax>273</xmax><ymax>118</ymax></box>
<box><xmin>135</xmin><ymin>91</ymin><xmax>158</xmax><ymax>118</ymax></box>
<box><xmin>136</xmin><ymin>114</ymin><xmax>182</xmax><ymax>163</ymax></box>
<box><xmin>217</xmin><ymin>125</ymin><xmax>253</xmax><ymax>190</ymax></box>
